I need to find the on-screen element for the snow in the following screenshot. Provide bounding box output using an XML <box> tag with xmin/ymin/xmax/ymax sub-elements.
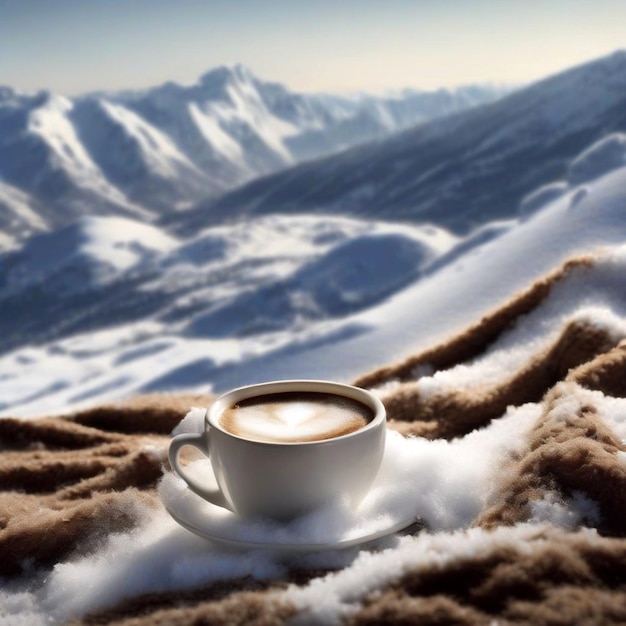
<box><xmin>568</xmin><ymin>132</ymin><xmax>626</xmax><ymax>185</ymax></box>
<box><xmin>187</xmin><ymin>102</ymin><xmax>248</xmax><ymax>170</ymax></box>
<box><xmin>0</xmin><ymin>216</ymin><xmax>178</xmax><ymax>299</ymax></box>
<box><xmin>192</xmin><ymin>165</ymin><xmax>626</xmax><ymax>390</ymax></box>
<box><xmin>4</xmin><ymin>384</ymin><xmax>614</xmax><ymax>626</ymax></box>
<box><xmin>282</xmin><ymin>523</ymin><xmax>610</xmax><ymax>625</ymax></box>
<box><xmin>0</xmin><ymin>181</ymin><xmax>45</xmax><ymax>231</ymax></box>
<box><xmin>0</xmin><ymin>398</ymin><xmax>540</xmax><ymax>624</ymax></box>
<box><xmin>27</xmin><ymin>95</ymin><xmax>134</xmax><ymax>207</ymax></box>
<box><xmin>0</xmin><ymin>214</ymin><xmax>457</xmax><ymax>417</ymax></box>
<box><xmin>99</xmin><ymin>100</ymin><xmax>203</xmax><ymax>179</ymax></box>
<box><xmin>3</xmin><ymin>158</ymin><xmax>626</xmax><ymax>416</ymax></box>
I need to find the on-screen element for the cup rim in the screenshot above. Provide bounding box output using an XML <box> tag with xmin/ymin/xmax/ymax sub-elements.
<box><xmin>206</xmin><ymin>379</ymin><xmax>386</xmax><ymax>446</ymax></box>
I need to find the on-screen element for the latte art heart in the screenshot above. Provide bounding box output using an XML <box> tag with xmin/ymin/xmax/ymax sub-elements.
<box><xmin>219</xmin><ymin>392</ymin><xmax>373</xmax><ymax>443</ymax></box>
<box><xmin>274</xmin><ymin>403</ymin><xmax>318</xmax><ymax>427</ymax></box>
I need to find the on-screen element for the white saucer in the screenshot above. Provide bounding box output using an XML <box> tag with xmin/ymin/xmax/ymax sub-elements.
<box><xmin>159</xmin><ymin>472</ymin><xmax>421</xmax><ymax>553</ymax></box>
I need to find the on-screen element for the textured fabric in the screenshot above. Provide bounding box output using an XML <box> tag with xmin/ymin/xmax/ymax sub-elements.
<box><xmin>1</xmin><ymin>255</ymin><xmax>626</xmax><ymax>625</ymax></box>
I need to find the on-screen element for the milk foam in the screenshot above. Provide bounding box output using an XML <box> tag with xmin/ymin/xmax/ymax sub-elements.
<box><xmin>220</xmin><ymin>393</ymin><xmax>373</xmax><ymax>443</ymax></box>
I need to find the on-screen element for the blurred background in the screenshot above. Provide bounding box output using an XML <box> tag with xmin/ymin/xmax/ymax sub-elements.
<box><xmin>1</xmin><ymin>0</ymin><xmax>625</xmax><ymax>417</ymax></box>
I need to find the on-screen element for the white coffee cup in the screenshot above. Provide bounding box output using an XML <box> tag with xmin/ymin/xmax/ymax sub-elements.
<box><xmin>168</xmin><ymin>380</ymin><xmax>386</xmax><ymax>520</ymax></box>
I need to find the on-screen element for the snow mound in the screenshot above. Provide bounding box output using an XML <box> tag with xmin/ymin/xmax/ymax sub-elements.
<box><xmin>185</xmin><ymin>231</ymin><xmax>438</xmax><ymax>338</ymax></box>
<box><xmin>291</xmin><ymin>232</ymin><xmax>434</xmax><ymax>314</ymax></box>
<box><xmin>568</xmin><ymin>133</ymin><xmax>626</xmax><ymax>185</ymax></box>
<box><xmin>519</xmin><ymin>182</ymin><xmax>568</xmax><ymax>221</ymax></box>
<box><xmin>0</xmin><ymin>216</ymin><xmax>177</xmax><ymax>295</ymax></box>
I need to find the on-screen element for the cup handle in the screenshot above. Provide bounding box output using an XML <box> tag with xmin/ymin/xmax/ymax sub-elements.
<box><xmin>168</xmin><ymin>429</ymin><xmax>232</xmax><ymax>511</ymax></box>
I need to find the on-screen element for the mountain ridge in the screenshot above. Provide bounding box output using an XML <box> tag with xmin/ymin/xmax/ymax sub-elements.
<box><xmin>0</xmin><ymin>66</ymin><xmax>505</xmax><ymax>249</ymax></box>
<box><xmin>183</xmin><ymin>50</ymin><xmax>626</xmax><ymax>234</ymax></box>
<box><xmin>1</xmin><ymin>118</ymin><xmax>625</xmax><ymax>415</ymax></box>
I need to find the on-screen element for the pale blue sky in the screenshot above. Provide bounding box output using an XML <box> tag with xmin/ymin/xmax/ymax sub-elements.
<box><xmin>1</xmin><ymin>0</ymin><xmax>625</xmax><ymax>95</ymax></box>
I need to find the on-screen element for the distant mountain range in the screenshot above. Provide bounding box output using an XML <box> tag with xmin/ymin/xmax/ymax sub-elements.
<box><xmin>4</xmin><ymin>51</ymin><xmax>626</xmax><ymax>415</ymax></box>
<box><xmin>184</xmin><ymin>51</ymin><xmax>626</xmax><ymax>234</ymax></box>
<box><xmin>1</xmin><ymin>116</ymin><xmax>625</xmax><ymax>414</ymax></box>
<box><xmin>0</xmin><ymin>66</ymin><xmax>505</xmax><ymax>248</ymax></box>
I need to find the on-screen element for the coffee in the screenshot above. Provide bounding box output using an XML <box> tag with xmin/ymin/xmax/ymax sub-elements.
<box><xmin>219</xmin><ymin>391</ymin><xmax>374</xmax><ymax>443</ymax></box>
<box><xmin>170</xmin><ymin>380</ymin><xmax>386</xmax><ymax>519</ymax></box>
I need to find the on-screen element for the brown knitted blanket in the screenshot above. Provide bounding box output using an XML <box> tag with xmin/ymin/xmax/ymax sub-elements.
<box><xmin>1</xmin><ymin>254</ymin><xmax>625</xmax><ymax>625</ymax></box>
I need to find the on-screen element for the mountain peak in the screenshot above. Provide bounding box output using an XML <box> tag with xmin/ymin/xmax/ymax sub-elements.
<box><xmin>198</xmin><ymin>64</ymin><xmax>256</xmax><ymax>90</ymax></box>
<box><xmin>0</xmin><ymin>85</ymin><xmax>16</xmax><ymax>100</ymax></box>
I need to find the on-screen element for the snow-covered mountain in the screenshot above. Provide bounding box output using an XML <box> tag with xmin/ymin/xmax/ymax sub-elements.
<box><xmin>6</xmin><ymin>51</ymin><xmax>626</xmax><ymax>418</ymax></box>
<box><xmin>4</xmin><ymin>215</ymin><xmax>455</xmax><ymax>341</ymax></box>
<box><xmin>0</xmin><ymin>68</ymin><xmax>504</xmax><ymax>248</ymax></box>
<box><xmin>186</xmin><ymin>51</ymin><xmax>626</xmax><ymax>234</ymax></box>
<box><xmin>1</xmin><ymin>119</ymin><xmax>625</xmax><ymax>417</ymax></box>
<box><xmin>0</xmin><ymin>212</ymin><xmax>462</xmax><ymax>415</ymax></box>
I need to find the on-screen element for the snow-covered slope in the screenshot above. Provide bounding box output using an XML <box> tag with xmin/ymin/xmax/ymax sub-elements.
<box><xmin>0</xmin><ymin>89</ymin><xmax>148</xmax><ymax>230</ymax></box>
<box><xmin>0</xmin><ymin>180</ymin><xmax>45</xmax><ymax>247</ymax></box>
<box><xmin>2</xmin><ymin>125</ymin><xmax>626</xmax><ymax>417</ymax></box>
<box><xmin>1</xmin><ymin>216</ymin><xmax>176</xmax><ymax>296</ymax></box>
<box><xmin>189</xmin><ymin>51</ymin><xmax>626</xmax><ymax>234</ymax></box>
<box><xmin>70</xmin><ymin>99</ymin><xmax>210</xmax><ymax>212</ymax></box>
<box><xmin>0</xmin><ymin>214</ymin><xmax>459</xmax><ymax>415</ymax></box>
<box><xmin>209</xmin><ymin>153</ymin><xmax>626</xmax><ymax>389</ymax></box>
<box><xmin>0</xmin><ymin>69</ymin><xmax>505</xmax><ymax>248</ymax></box>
